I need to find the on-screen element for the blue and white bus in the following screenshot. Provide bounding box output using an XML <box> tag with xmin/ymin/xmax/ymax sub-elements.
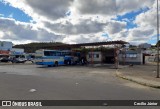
<box><xmin>34</xmin><ymin>49</ymin><xmax>81</xmax><ymax>67</ymax></box>
<box><xmin>34</xmin><ymin>49</ymin><xmax>65</xmax><ymax>66</ymax></box>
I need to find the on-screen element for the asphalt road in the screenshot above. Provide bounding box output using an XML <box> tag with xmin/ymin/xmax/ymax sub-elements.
<box><xmin>0</xmin><ymin>64</ymin><xmax>160</xmax><ymax>109</ymax></box>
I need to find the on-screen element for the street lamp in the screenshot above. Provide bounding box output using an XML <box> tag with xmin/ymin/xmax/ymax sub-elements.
<box><xmin>157</xmin><ymin>0</ymin><xmax>160</xmax><ymax>78</ymax></box>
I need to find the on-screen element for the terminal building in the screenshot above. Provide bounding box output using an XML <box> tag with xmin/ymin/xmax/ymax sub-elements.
<box><xmin>0</xmin><ymin>40</ymin><xmax>147</xmax><ymax>66</ymax></box>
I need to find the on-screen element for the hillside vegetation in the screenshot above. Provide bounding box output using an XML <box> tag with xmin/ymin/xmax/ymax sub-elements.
<box><xmin>13</xmin><ymin>42</ymin><xmax>67</xmax><ymax>53</ymax></box>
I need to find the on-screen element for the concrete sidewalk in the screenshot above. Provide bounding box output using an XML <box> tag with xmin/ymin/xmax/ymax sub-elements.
<box><xmin>116</xmin><ymin>65</ymin><xmax>160</xmax><ymax>89</ymax></box>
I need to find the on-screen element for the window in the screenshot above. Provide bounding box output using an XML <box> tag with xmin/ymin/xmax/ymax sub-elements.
<box><xmin>96</xmin><ymin>54</ymin><xmax>99</xmax><ymax>58</ymax></box>
<box><xmin>133</xmin><ymin>54</ymin><xmax>137</xmax><ymax>58</ymax></box>
<box><xmin>125</xmin><ymin>53</ymin><xmax>137</xmax><ymax>58</ymax></box>
<box><xmin>44</xmin><ymin>51</ymin><xmax>56</xmax><ymax>56</ymax></box>
<box><xmin>56</xmin><ymin>52</ymin><xmax>61</xmax><ymax>56</ymax></box>
<box><xmin>95</xmin><ymin>54</ymin><xmax>99</xmax><ymax>58</ymax></box>
<box><xmin>44</xmin><ymin>51</ymin><xmax>50</xmax><ymax>56</ymax></box>
<box><xmin>89</xmin><ymin>54</ymin><xmax>99</xmax><ymax>58</ymax></box>
<box><xmin>61</xmin><ymin>52</ymin><xmax>71</xmax><ymax>56</ymax></box>
<box><xmin>89</xmin><ymin>54</ymin><xmax>92</xmax><ymax>58</ymax></box>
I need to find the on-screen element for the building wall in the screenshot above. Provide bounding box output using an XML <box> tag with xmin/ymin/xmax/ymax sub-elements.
<box><xmin>10</xmin><ymin>48</ymin><xmax>24</xmax><ymax>55</ymax></box>
<box><xmin>138</xmin><ymin>43</ymin><xmax>151</xmax><ymax>49</ymax></box>
<box><xmin>0</xmin><ymin>50</ymin><xmax>10</xmax><ymax>56</ymax></box>
<box><xmin>0</xmin><ymin>41</ymin><xmax>13</xmax><ymax>51</ymax></box>
<box><xmin>119</xmin><ymin>51</ymin><xmax>143</xmax><ymax>65</ymax></box>
<box><xmin>86</xmin><ymin>52</ymin><xmax>102</xmax><ymax>63</ymax></box>
<box><xmin>86</xmin><ymin>49</ymin><xmax>115</xmax><ymax>64</ymax></box>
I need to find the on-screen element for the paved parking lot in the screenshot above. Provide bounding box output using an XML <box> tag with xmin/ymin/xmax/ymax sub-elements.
<box><xmin>0</xmin><ymin>64</ymin><xmax>160</xmax><ymax>109</ymax></box>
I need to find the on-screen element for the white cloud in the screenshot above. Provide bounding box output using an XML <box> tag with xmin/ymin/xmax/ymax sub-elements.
<box><xmin>24</xmin><ymin>0</ymin><xmax>73</xmax><ymax>20</ymax></box>
<box><xmin>0</xmin><ymin>0</ymin><xmax>158</xmax><ymax>45</ymax></box>
<box><xmin>0</xmin><ymin>13</ymin><xmax>4</xmax><ymax>16</ymax></box>
<box><xmin>4</xmin><ymin>0</ymin><xmax>154</xmax><ymax>22</ymax></box>
<box><xmin>73</xmin><ymin>0</ymin><xmax>116</xmax><ymax>16</ymax></box>
<box><xmin>135</xmin><ymin>0</ymin><xmax>158</xmax><ymax>29</ymax></box>
<box><xmin>0</xmin><ymin>17</ymin><xmax>64</xmax><ymax>43</ymax></box>
<box><xmin>105</xmin><ymin>21</ymin><xmax>127</xmax><ymax>34</ymax></box>
<box><xmin>8</xmin><ymin>13</ymin><xmax>13</xmax><ymax>18</ymax></box>
<box><xmin>110</xmin><ymin>26</ymin><xmax>155</xmax><ymax>44</ymax></box>
<box><xmin>0</xmin><ymin>17</ymin><xmax>107</xmax><ymax>44</ymax></box>
<box><xmin>73</xmin><ymin>0</ymin><xmax>154</xmax><ymax>16</ymax></box>
<box><xmin>3</xmin><ymin>0</ymin><xmax>73</xmax><ymax>22</ymax></box>
<box><xmin>62</xmin><ymin>34</ymin><xmax>106</xmax><ymax>44</ymax></box>
<box><xmin>45</xmin><ymin>18</ymin><xmax>108</xmax><ymax>35</ymax></box>
<box><xmin>127</xmin><ymin>27</ymin><xmax>154</xmax><ymax>42</ymax></box>
<box><xmin>116</xmin><ymin>0</ymin><xmax>154</xmax><ymax>15</ymax></box>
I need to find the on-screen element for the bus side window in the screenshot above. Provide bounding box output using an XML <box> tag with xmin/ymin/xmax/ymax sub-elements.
<box><xmin>61</xmin><ymin>52</ymin><xmax>65</xmax><ymax>56</ymax></box>
<box><xmin>50</xmin><ymin>51</ymin><xmax>55</xmax><ymax>56</ymax></box>
<box><xmin>44</xmin><ymin>51</ymin><xmax>50</xmax><ymax>56</ymax></box>
<box><xmin>56</xmin><ymin>52</ymin><xmax>61</xmax><ymax>56</ymax></box>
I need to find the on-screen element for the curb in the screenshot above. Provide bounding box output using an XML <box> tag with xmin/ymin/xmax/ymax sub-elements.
<box><xmin>116</xmin><ymin>70</ymin><xmax>160</xmax><ymax>89</ymax></box>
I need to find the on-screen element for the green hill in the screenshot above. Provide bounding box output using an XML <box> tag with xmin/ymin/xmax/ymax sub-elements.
<box><xmin>13</xmin><ymin>42</ymin><xmax>67</xmax><ymax>53</ymax></box>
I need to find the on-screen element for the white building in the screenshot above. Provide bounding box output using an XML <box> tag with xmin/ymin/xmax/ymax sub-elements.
<box><xmin>10</xmin><ymin>48</ymin><xmax>24</xmax><ymax>55</ymax></box>
<box><xmin>138</xmin><ymin>43</ymin><xmax>151</xmax><ymax>49</ymax></box>
<box><xmin>0</xmin><ymin>41</ymin><xmax>13</xmax><ymax>51</ymax></box>
<box><xmin>119</xmin><ymin>50</ymin><xmax>143</xmax><ymax>65</ymax></box>
<box><xmin>86</xmin><ymin>52</ymin><xmax>102</xmax><ymax>63</ymax></box>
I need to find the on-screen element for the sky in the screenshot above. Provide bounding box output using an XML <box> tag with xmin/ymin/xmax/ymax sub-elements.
<box><xmin>0</xmin><ymin>0</ymin><xmax>159</xmax><ymax>45</ymax></box>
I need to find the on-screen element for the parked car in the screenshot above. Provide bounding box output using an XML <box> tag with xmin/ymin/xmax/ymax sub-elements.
<box><xmin>27</xmin><ymin>57</ymin><xmax>35</xmax><ymax>63</ymax></box>
<box><xmin>11</xmin><ymin>58</ymin><xmax>27</xmax><ymax>63</ymax></box>
<box><xmin>0</xmin><ymin>57</ymin><xmax>11</xmax><ymax>62</ymax></box>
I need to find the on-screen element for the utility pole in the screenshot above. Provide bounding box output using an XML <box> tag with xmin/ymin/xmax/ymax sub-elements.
<box><xmin>157</xmin><ymin>0</ymin><xmax>160</xmax><ymax>78</ymax></box>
